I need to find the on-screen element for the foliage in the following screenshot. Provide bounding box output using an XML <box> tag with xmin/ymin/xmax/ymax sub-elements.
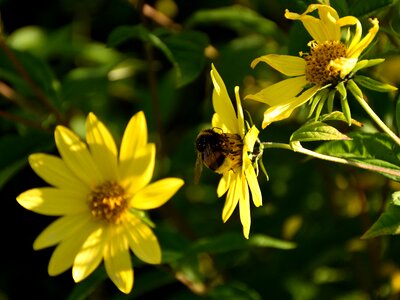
<box><xmin>2</xmin><ymin>0</ymin><xmax>400</xmax><ymax>299</ymax></box>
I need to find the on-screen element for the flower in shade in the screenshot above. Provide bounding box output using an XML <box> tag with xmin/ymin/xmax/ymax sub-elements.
<box><xmin>246</xmin><ymin>4</ymin><xmax>383</xmax><ymax>128</ymax></box>
<box><xmin>207</xmin><ymin>64</ymin><xmax>263</xmax><ymax>239</ymax></box>
<box><xmin>16</xmin><ymin>112</ymin><xmax>184</xmax><ymax>294</ymax></box>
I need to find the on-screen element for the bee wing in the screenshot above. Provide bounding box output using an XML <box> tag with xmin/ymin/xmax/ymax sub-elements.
<box><xmin>194</xmin><ymin>152</ymin><xmax>203</xmax><ymax>184</ymax></box>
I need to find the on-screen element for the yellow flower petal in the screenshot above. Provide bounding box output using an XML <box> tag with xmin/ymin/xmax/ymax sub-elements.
<box><xmin>222</xmin><ymin>172</ymin><xmax>241</xmax><ymax>223</ymax></box>
<box><xmin>211</xmin><ymin>64</ymin><xmax>239</xmax><ymax>133</ymax></box>
<box><xmin>28</xmin><ymin>153</ymin><xmax>89</xmax><ymax>193</ymax></box>
<box><xmin>234</xmin><ymin>86</ymin><xmax>245</xmax><ymax>137</ymax></box>
<box><xmin>337</xmin><ymin>16</ymin><xmax>361</xmax><ymax>51</ymax></box>
<box><xmin>124</xmin><ymin>213</ymin><xmax>161</xmax><ymax>264</ymax></box>
<box><xmin>86</xmin><ymin>113</ymin><xmax>118</xmax><ymax>181</ymax></box>
<box><xmin>55</xmin><ymin>126</ymin><xmax>103</xmax><ymax>186</ymax></box>
<box><xmin>243</xmin><ymin>125</ymin><xmax>259</xmax><ymax>153</ymax></box>
<box><xmin>104</xmin><ymin>229</ymin><xmax>133</xmax><ymax>294</ymax></box>
<box><xmin>121</xmin><ymin>144</ymin><xmax>155</xmax><ymax>194</ymax></box>
<box><xmin>211</xmin><ymin>113</ymin><xmax>230</xmax><ymax>133</ymax></box>
<box><xmin>48</xmin><ymin>221</ymin><xmax>99</xmax><ymax>276</ymax></box>
<box><xmin>245</xmin><ymin>165</ymin><xmax>262</xmax><ymax>207</ymax></box>
<box><xmin>347</xmin><ymin>18</ymin><xmax>379</xmax><ymax>59</ymax></box>
<box><xmin>239</xmin><ymin>177</ymin><xmax>251</xmax><ymax>239</ymax></box>
<box><xmin>119</xmin><ymin>111</ymin><xmax>148</xmax><ymax>163</ymax></box>
<box><xmin>330</xmin><ymin>57</ymin><xmax>358</xmax><ymax>78</ymax></box>
<box><xmin>17</xmin><ymin>188</ymin><xmax>88</xmax><ymax>216</ymax></box>
<box><xmin>73</xmin><ymin>227</ymin><xmax>107</xmax><ymax>282</ymax></box>
<box><xmin>217</xmin><ymin>171</ymin><xmax>232</xmax><ymax>197</ymax></box>
<box><xmin>285</xmin><ymin>5</ymin><xmax>340</xmax><ymax>43</ymax></box>
<box><xmin>34</xmin><ymin>214</ymin><xmax>90</xmax><ymax>250</ymax></box>
<box><xmin>130</xmin><ymin>178</ymin><xmax>184</xmax><ymax>210</ymax></box>
<box><xmin>262</xmin><ymin>85</ymin><xmax>320</xmax><ymax>128</ymax></box>
<box><xmin>246</xmin><ymin>76</ymin><xmax>308</xmax><ymax>106</ymax></box>
<box><xmin>251</xmin><ymin>54</ymin><xmax>306</xmax><ymax>76</ymax></box>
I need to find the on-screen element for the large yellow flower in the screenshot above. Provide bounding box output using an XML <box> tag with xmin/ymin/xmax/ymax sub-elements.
<box><xmin>16</xmin><ymin>112</ymin><xmax>184</xmax><ymax>294</ymax></box>
<box><xmin>210</xmin><ymin>64</ymin><xmax>262</xmax><ymax>239</ymax></box>
<box><xmin>246</xmin><ymin>4</ymin><xmax>379</xmax><ymax>128</ymax></box>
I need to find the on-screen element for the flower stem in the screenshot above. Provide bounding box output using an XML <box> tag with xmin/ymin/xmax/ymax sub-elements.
<box><xmin>347</xmin><ymin>79</ymin><xmax>400</xmax><ymax>146</ymax></box>
<box><xmin>263</xmin><ymin>142</ymin><xmax>400</xmax><ymax>178</ymax></box>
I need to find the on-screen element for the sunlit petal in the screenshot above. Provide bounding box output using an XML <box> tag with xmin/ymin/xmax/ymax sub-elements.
<box><xmin>245</xmin><ymin>76</ymin><xmax>308</xmax><ymax>106</ymax></box>
<box><xmin>73</xmin><ymin>227</ymin><xmax>108</xmax><ymax>282</ymax></box>
<box><xmin>55</xmin><ymin>126</ymin><xmax>102</xmax><ymax>185</ymax></box>
<box><xmin>211</xmin><ymin>64</ymin><xmax>239</xmax><ymax>133</ymax></box>
<box><xmin>104</xmin><ymin>229</ymin><xmax>133</xmax><ymax>294</ymax></box>
<box><xmin>222</xmin><ymin>172</ymin><xmax>241</xmax><ymax>223</ymax></box>
<box><xmin>239</xmin><ymin>177</ymin><xmax>251</xmax><ymax>239</ymax></box>
<box><xmin>245</xmin><ymin>166</ymin><xmax>262</xmax><ymax>207</ymax></box>
<box><xmin>48</xmin><ymin>221</ymin><xmax>99</xmax><ymax>276</ymax></box>
<box><xmin>243</xmin><ymin>126</ymin><xmax>259</xmax><ymax>153</ymax></box>
<box><xmin>124</xmin><ymin>213</ymin><xmax>161</xmax><ymax>264</ymax></box>
<box><xmin>234</xmin><ymin>86</ymin><xmax>245</xmax><ymax>137</ymax></box>
<box><xmin>211</xmin><ymin>113</ymin><xmax>230</xmax><ymax>133</ymax></box>
<box><xmin>121</xmin><ymin>144</ymin><xmax>155</xmax><ymax>194</ymax></box>
<box><xmin>262</xmin><ymin>85</ymin><xmax>319</xmax><ymax>128</ymax></box>
<box><xmin>17</xmin><ymin>187</ymin><xmax>88</xmax><ymax>216</ymax></box>
<box><xmin>251</xmin><ymin>54</ymin><xmax>306</xmax><ymax>76</ymax></box>
<box><xmin>347</xmin><ymin>18</ymin><xmax>379</xmax><ymax>59</ymax></box>
<box><xmin>28</xmin><ymin>154</ymin><xmax>89</xmax><ymax>193</ymax></box>
<box><xmin>217</xmin><ymin>172</ymin><xmax>232</xmax><ymax>197</ymax></box>
<box><xmin>119</xmin><ymin>111</ymin><xmax>148</xmax><ymax>163</ymax></box>
<box><xmin>86</xmin><ymin>113</ymin><xmax>118</xmax><ymax>181</ymax></box>
<box><xmin>130</xmin><ymin>178</ymin><xmax>184</xmax><ymax>210</ymax></box>
<box><xmin>34</xmin><ymin>214</ymin><xmax>90</xmax><ymax>250</ymax></box>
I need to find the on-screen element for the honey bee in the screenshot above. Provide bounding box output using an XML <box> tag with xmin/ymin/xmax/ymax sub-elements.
<box><xmin>194</xmin><ymin>128</ymin><xmax>243</xmax><ymax>183</ymax></box>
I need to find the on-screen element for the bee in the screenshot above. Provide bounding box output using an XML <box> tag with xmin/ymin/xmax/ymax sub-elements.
<box><xmin>194</xmin><ymin>128</ymin><xmax>243</xmax><ymax>183</ymax></box>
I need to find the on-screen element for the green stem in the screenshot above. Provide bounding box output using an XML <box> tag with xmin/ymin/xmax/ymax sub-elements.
<box><xmin>348</xmin><ymin>79</ymin><xmax>400</xmax><ymax>147</ymax></box>
<box><xmin>263</xmin><ymin>142</ymin><xmax>400</xmax><ymax>178</ymax></box>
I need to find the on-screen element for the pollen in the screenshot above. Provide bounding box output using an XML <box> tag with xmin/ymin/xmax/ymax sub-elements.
<box><xmin>88</xmin><ymin>181</ymin><xmax>128</xmax><ymax>224</ymax></box>
<box><xmin>303</xmin><ymin>40</ymin><xmax>347</xmax><ymax>86</ymax></box>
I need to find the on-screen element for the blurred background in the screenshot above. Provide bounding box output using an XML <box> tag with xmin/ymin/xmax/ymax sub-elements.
<box><xmin>1</xmin><ymin>0</ymin><xmax>400</xmax><ymax>299</ymax></box>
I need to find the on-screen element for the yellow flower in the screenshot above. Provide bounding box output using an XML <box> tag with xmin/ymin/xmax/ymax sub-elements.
<box><xmin>246</xmin><ymin>4</ymin><xmax>379</xmax><ymax>128</ymax></box>
<box><xmin>210</xmin><ymin>64</ymin><xmax>262</xmax><ymax>239</ymax></box>
<box><xmin>16</xmin><ymin>112</ymin><xmax>184</xmax><ymax>294</ymax></box>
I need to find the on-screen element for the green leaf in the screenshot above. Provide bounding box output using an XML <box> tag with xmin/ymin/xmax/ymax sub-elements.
<box><xmin>185</xmin><ymin>6</ymin><xmax>278</xmax><ymax>36</ymax></box>
<box><xmin>316</xmin><ymin>132</ymin><xmax>400</xmax><ymax>181</ymax></box>
<box><xmin>396</xmin><ymin>93</ymin><xmax>400</xmax><ymax>134</ymax></box>
<box><xmin>353</xmin><ymin>75</ymin><xmax>398</xmax><ymax>93</ymax></box>
<box><xmin>362</xmin><ymin>201</ymin><xmax>400</xmax><ymax>239</ymax></box>
<box><xmin>209</xmin><ymin>282</ymin><xmax>262</xmax><ymax>300</ymax></box>
<box><xmin>0</xmin><ymin>132</ymin><xmax>53</xmax><ymax>188</ymax></box>
<box><xmin>319</xmin><ymin>111</ymin><xmax>363</xmax><ymax>127</ymax></box>
<box><xmin>351</xmin><ymin>58</ymin><xmax>385</xmax><ymax>74</ymax></box>
<box><xmin>187</xmin><ymin>232</ymin><xmax>295</xmax><ymax>256</ymax></box>
<box><xmin>108</xmin><ymin>26</ymin><xmax>208</xmax><ymax>86</ymax></box>
<box><xmin>160</xmin><ymin>30</ymin><xmax>209</xmax><ymax>87</ymax></box>
<box><xmin>349</xmin><ymin>0</ymin><xmax>396</xmax><ymax>18</ymax></box>
<box><xmin>0</xmin><ymin>47</ymin><xmax>61</xmax><ymax>106</ymax></box>
<box><xmin>290</xmin><ymin>121</ymin><xmax>350</xmax><ymax>143</ymax></box>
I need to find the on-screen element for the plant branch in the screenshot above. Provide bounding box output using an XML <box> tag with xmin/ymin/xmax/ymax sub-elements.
<box><xmin>263</xmin><ymin>142</ymin><xmax>400</xmax><ymax>178</ymax></box>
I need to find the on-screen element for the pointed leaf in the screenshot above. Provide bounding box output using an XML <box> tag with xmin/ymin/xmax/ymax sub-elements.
<box><xmin>317</xmin><ymin>132</ymin><xmax>400</xmax><ymax>181</ymax></box>
<box><xmin>353</xmin><ymin>75</ymin><xmax>398</xmax><ymax>92</ymax></box>
<box><xmin>290</xmin><ymin>121</ymin><xmax>350</xmax><ymax>143</ymax></box>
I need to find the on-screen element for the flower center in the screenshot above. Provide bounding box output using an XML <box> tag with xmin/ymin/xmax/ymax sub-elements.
<box><xmin>303</xmin><ymin>40</ymin><xmax>347</xmax><ymax>86</ymax></box>
<box><xmin>88</xmin><ymin>181</ymin><xmax>128</xmax><ymax>224</ymax></box>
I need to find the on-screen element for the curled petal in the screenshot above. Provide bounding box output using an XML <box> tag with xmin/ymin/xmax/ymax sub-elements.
<box><xmin>246</xmin><ymin>76</ymin><xmax>308</xmax><ymax>107</ymax></box>
<box><xmin>262</xmin><ymin>86</ymin><xmax>319</xmax><ymax>128</ymax></box>
<box><xmin>347</xmin><ymin>18</ymin><xmax>379</xmax><ymax>59</ymax></box>
<box><xmin>251</xmin><ymin>54</ymin><xmax>306</xmax><ymax>77</ymax></box>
